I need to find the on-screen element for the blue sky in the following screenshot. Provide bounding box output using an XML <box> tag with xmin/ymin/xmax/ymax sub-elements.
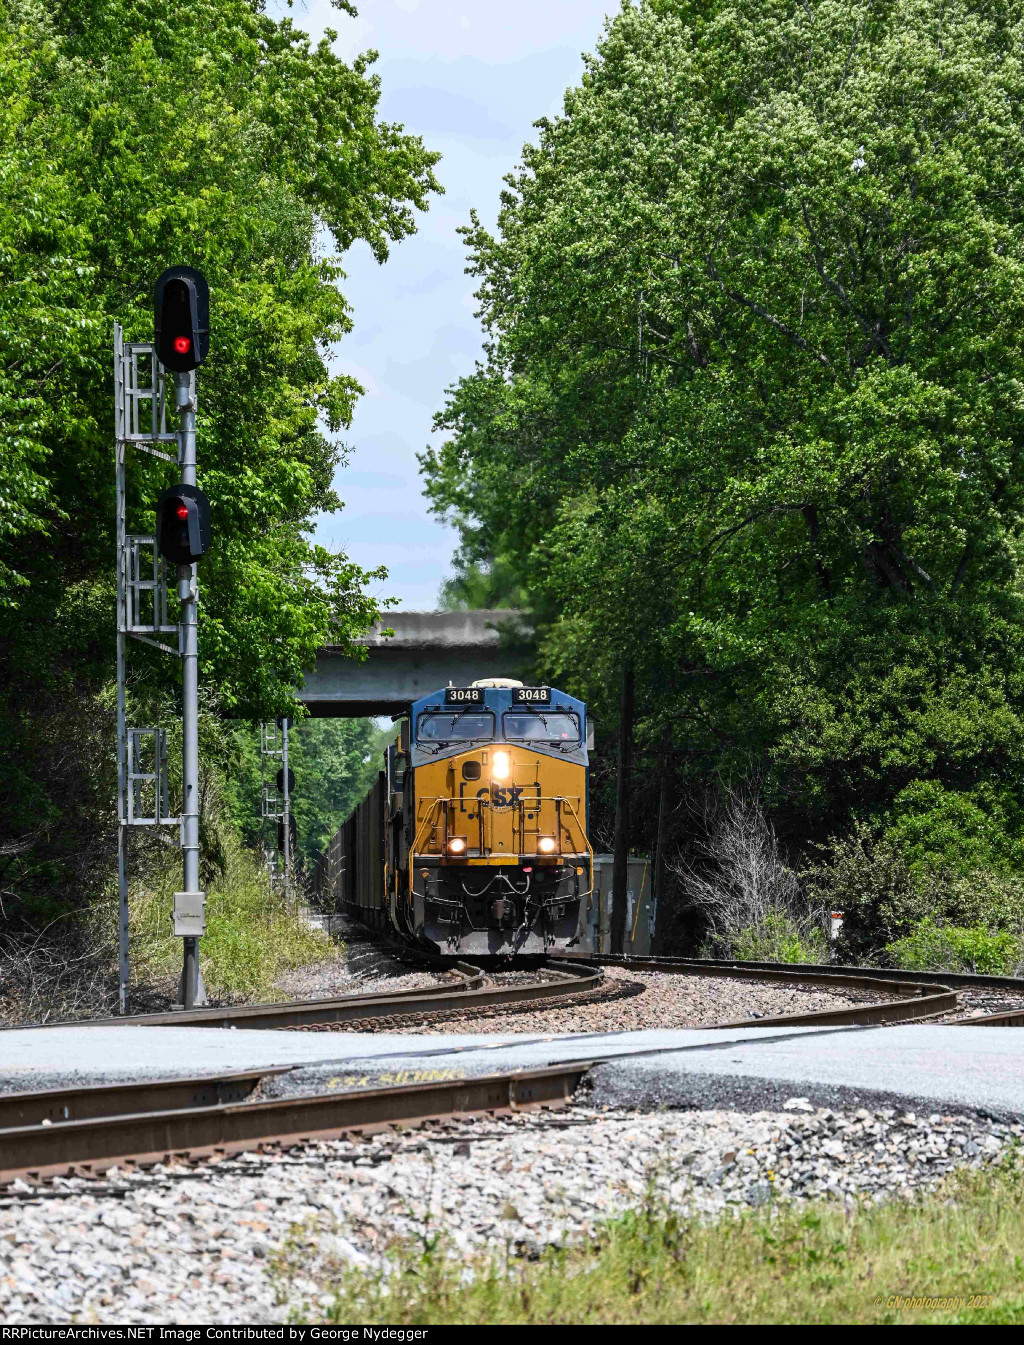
<box><xmin>271</xmin><ymin>0</ymin><xmax>622</xmax><ymax>610</ymax></box>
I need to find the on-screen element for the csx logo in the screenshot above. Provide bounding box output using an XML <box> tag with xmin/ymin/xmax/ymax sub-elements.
<box><xmin>489</xmin><ymin>785</ymin><xmax>523</xmax><ymax>807</ymax></box>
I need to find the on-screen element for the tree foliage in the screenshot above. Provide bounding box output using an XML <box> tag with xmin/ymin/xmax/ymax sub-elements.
<box><xmin>423</xmin><ymin>0</ymin><xmax>1024</xmax><ymax>876</ymax></box>
<box><xmin>0</xmin><ymin>0</ymin><xmax>439</xmax><ymax>921</ymax></box>
<box><xmin>1</xmin><ymin>0</ymin><xmax>439</xmax><ymax>707</ymax></box>
<box><xmin>226</xmin><ymin>716</ymin><xmax>393</xmax><ymax>870</ymax></box>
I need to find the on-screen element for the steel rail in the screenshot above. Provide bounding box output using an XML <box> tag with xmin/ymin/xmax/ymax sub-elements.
<box><xmin>3</xmin><ymin>961</ymin><xmax>486</xmax><ymax>1033</ymax></box>
<box><xmin>641</xmin><ymin>955</ymin><xmax>1024</xmax><ymax>993</ymax></box>
<box><xmin>4</xmin><ymin>952</ymin><xmax>1009</xmax><ymax>1186</ymax></box>
<box><xmin>582</xmin><ymin>954</ymin><xmax>958</xmax><ymax>1026</ymax></box>
<box><xmin>0</xmin><ymin>1067</ymin><xmax>295</xmax><ymax>1129</ymax></box>
<box><xmin>953</xmin><ymin>1007</ymin><xmax>1024</xmax><ymax>1026</ymax></box>
<box><xmin>0</xmin><ymin>1062</ymin><xmax>592</xmax><ymax>1185</ymax></box>
<box><xmin>4</xmin><ymin>960</ymin><xmax>605</xmax><ymax>1033</ymax></box>
<box><xmin>129</xmin><ymin>958</ymin><xmax>602</xmax><ymax>1030</ymax></box>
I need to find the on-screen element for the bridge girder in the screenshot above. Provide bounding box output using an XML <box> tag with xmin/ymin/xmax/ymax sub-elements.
<box><xmin>299</xmin><ymin>610</ymin><xmax>531</xmax><ymax>717</ymax></box>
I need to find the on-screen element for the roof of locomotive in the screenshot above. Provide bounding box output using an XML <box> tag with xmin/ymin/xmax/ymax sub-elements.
<box><xmin>409</xmin><ymin>683</ymin><xmax>588</xmax><ymax>768</ymax></box>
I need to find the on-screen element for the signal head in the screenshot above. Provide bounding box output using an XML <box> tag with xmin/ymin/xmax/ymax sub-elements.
<box><xmin>154</xmin><ymin>266</ymin><xmax>209</xmax><ymax>372</ymax></box>
<box><xmin>156</xmin><ymin>483</ymin><xmax>211</xmax><ymax>565</ymax></box>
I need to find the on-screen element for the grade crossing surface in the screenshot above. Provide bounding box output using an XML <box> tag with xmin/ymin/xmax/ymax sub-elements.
<box><xmin>5</xmin><ymin>1022</ymin><xmax>1024</xmax><ymax>1121</ymax></box>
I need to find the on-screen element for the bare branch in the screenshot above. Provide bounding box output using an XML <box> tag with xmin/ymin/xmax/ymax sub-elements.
<box><xmin>891</xmin><ymin>545</ymin><xmax>936</xmax><ymax>594</ymax></box>
<box><xmin>686</xmin><ymin>321</ymin><xmax>709</xmax><ymax>368</ymax></box>
<box><xmin>707</xmin><ymin>260</ymin><xmax>832</xmax><ymax>367</ymax></box>
<box><xmin>950</xmin><ymin>544</ymin><xmax>973</xmax><ymax>597</ymax></box>
<box><xmin>839</xmin><ymin>15</ymin><xmax>865</xmax><ymax>92</ymax></box>
<box><xmin>666</xmin><ymin>788</ymin><xmax>826</xmax><ymax>957</ymax></box>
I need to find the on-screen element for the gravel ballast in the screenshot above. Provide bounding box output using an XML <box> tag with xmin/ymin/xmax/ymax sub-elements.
<box><xmin>402</xmin><ymin>963</ymin><xmax>892</xmax><ymax>1034</ymax></box>
<box><xmin>275</xmin><ymin>921</ymin><xmax>449</xmax><ymax>1000</ymax></box>
<box><xmin>276</xmin><ymin>916</ymin><xmax>900</xmax><ymax>1032</ymax></box>
<box><xmin>1</xmin><ymin>1102</ymin><xmax>1019</xmax><ymax>1324</ymax></box>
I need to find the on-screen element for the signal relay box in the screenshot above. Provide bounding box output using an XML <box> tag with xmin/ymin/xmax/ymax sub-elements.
<box><xmin>173</xmin><ymin>890</ymin><xmax>207</xmax><ymax>937</ymax></box>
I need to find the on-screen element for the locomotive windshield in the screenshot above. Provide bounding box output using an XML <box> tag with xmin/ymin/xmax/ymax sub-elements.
<box><xmin>416</xmin><ymin>711</ymin><xmax>495</xmax><ymax>743</ymax></box>
<box><xmin>503</xmin><ymin>709</ymin><xmax>581</xmax><ymax>744</ymax></box>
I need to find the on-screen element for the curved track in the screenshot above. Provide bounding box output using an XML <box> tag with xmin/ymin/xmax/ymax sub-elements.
<box><xmin>3</xmin><ymin>959</ymin><xmax>607</xmax><ymax>1033</ymax></box>
<box><xmin>6</xmin><ymin>949</ymin><xmax>1024</xmax><ymax>1185</ymax></box>
<box><xmin>592</xmin><ymin>954</ymin><xmax>1024</xmax><ymax>1025</ymax></box>
<box><xmin>6</xmin><ymin>948</ymin><xmax>993</xmax><ymax>1035</ymax></box>
<box><xmin>581</xmin><ymin>955</ymin><xmax>957</xmax><ymax>1026</ymax></box>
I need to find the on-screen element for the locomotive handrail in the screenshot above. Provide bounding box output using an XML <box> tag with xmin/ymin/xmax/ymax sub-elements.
<box><xmin>556</xmin><ymin>795</ymin><xmax>595</xmax><ymax>907</ymax></box>
<box><xmin>409</xmin><ymin>797</ymin><xmax>446</xmax><ymax>906</ymax></box>
<box><xmin>407</xmin><ymin>792</ymin><xmax>595</xmax><ymax>944</ymax></box>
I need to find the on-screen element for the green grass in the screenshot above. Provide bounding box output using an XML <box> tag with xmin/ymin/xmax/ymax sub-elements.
<box><xmin>273</xmin><ymin>1155</ymin><xmax>1024</xmax><ymax>1324</ymax></box>
<box><xmin>130</xmin><ymin>836</ymin><xmax>338</xmax><ymax>1000</ymax></box>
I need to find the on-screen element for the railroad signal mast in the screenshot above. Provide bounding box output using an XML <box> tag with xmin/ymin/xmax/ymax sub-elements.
<box><xmin>114</xmin><ymin>266</ymin><xmax>211</xmax><ymax>1012</ymax></box>
<box><xmin>260</xmin><ymin>719</ymin><xmax>295</xmax><ymax>901</ymax></box>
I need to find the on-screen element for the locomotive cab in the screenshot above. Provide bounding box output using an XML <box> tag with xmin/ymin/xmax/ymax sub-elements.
<box><xmin>391</xmin><ymin>679</ymin><xmax>592</xmax><ymax>956</ymax></box>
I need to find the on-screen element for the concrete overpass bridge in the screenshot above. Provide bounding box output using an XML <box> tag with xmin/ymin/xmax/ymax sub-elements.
<box><xmin>299</xmin><ymin>609</ymin><xmax>532</xmax><ymax>717</ymax></box>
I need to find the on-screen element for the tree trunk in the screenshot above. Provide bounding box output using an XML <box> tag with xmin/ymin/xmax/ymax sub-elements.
<box><xmin>651</xmin><ymin>728</ymin><xmax>671</xmax><ymax>954</ymax></box>
<box><xmin>611</xmin><ymin>661</ymin><xmax>635</xmax><ymax>954</ymax></box>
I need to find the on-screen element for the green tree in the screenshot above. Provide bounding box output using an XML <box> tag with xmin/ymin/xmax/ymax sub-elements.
<box><xmin>437</xmin><ymin>556</ymin><xmax>529</xmax><ymax>611</ymax></box>
<box><xmin>0</xmin><ymin>0</ymin><xmax>440</xmax><ymax>922</ymax></box>
<box><xmin>423</xmin><ymin>0</ymin><xmax>1024</xmax><ymax>876</ymax></box>
<box><xmin>1</xmin><ymin>0</ymin><xmax>440</xmax><ymax>708</ymax></box>
<box><xmin>226</xmin><ymin>717</ymin><xmax>393</xmax><ymax>869</ymax></box>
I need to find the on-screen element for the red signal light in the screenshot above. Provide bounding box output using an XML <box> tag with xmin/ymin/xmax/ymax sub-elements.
<box><xmin>173</xmin><ymin>336</ymin><xmax>191</xmax><ymax>355</ymax></box>
<box><xmin>156</xmin><ymin>482</ymin><xmax>210</xmax><ymax>564</ymax></box>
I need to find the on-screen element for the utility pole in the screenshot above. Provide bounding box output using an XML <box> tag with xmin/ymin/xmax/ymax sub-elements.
<box><xmin>114</xmin><ymin>267</ymin><xmax>210</xmax><ymax>1011</ymax></box>
<box><xmin>650</xmin><ymin>727</ymin><xmax>671</xmax><ymax>954</ymax></box>
<box><xmin>611</xmin><ymin>660</ymin><xmax>635</xmax><ymax>954</ymax></box>
<box><xmin>114</xmin><ymin>339</ymin><xmax>183</xmax><ymax>1013</ymax></box>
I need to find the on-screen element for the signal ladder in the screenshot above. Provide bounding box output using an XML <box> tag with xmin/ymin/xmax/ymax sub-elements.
<box><xmin>114</xmin><ymin>325</ymin><xmax>193</xmax><ymax>1012</ymax></box>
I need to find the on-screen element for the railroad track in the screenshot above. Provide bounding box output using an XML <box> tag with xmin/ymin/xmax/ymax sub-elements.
<box><xmin>580</xmin><ymin>955</ymin><xmax>958</xmax><ymax>1026</ymax></box>
<box><xmin>588</xmin><ymin>954</ymin><xmax>1024</xmax><ymax>1025</ymax></box>
<box><xmin>2</xmin><ymin>958</ymin><xmax>610</xmax><ymax>1034</ymax></box>
<box><xmin>9</xmin><ymin>943</ymin><xmax>1005</xmax><ymax>1038</ymax></box>
<box><xmin>2</xmin><ymin>952</ymin><xmax>964</xmax><ymax>1035</ymax></box>
<box><xmin>0</xmin><ymin>1062</ymin><xmax>591</xmax><ymax>1185</ymax></box>
<box><xmin>4</xmin><ymin>950</ymin><xmax>1022</xmax><ymax>1186</ymax></box>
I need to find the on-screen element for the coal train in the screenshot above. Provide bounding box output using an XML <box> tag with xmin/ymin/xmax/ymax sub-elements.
<box><xmin>313</xmin><ymin>678</ymin><xmax>593</xmax><ymax>956</ymax></box>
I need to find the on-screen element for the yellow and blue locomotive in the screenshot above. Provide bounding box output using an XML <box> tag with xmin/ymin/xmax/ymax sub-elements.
<box><xmin>316</xmin><ymin>679</ymin><xmax>593</xmax><ymax>956</ymax></box>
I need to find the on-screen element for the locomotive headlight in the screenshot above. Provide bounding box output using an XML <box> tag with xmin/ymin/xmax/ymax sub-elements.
<box><xmin>537</xmin><ymin>836</ymin><xmax>557</xmax><ymax>854</ymax></box>
<box><xmin>492</xmin><ymin>750</ymin><xmax>511</xmax><ymax>780</ymax></box>
<box><xmin>448</xmin><ymin>836</ymin><xmax>467</xmax><ymax>855</ymax></box>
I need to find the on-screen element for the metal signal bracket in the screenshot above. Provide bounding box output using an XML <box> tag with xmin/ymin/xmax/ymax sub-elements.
<box><xmin>114</xmin><ymin>323</ymin><xmax>190</xmax><ymax>1013</ymax></box>
<box><xmin>114</xmin><ymin>327</ymin><xmax>180</xmax><ymax>459</ymax></box>
<box><xmin>260</xmin><ymin>721</ymin><xmax>292</xmax><ymax>898</ymax></box>
<box><xmin>123</xmin><ymin>727</ymin><xmax>177</xmax><ymax>828</ymax></box>
<box><xmin>122</xmin><ymin>534</ymin><xmax>179</xmax><ymax>654</ymax></box>
<box><xmin>261</xmin><ymin>722</ymin><xmax>285</xmax><ymax>826</ymax></box>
